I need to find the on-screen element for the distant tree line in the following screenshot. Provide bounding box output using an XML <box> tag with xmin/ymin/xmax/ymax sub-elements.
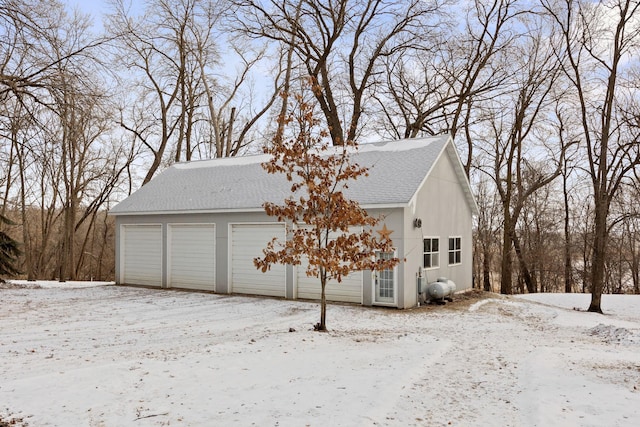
<box><xmin>1</xmin><ymin>0</ymin><xmax>639</xmax><ymax>312</ymax></box>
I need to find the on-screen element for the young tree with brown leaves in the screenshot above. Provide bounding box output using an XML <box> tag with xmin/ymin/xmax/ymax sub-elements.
<box><xmin>254</xmin><ymin>94</ymin><xmax>400</xmax><ymax>331</ymax></box>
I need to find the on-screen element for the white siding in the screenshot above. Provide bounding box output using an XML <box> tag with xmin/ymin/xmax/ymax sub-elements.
<box><xmin>168</xmin><ymin>224</ymin><xmax>216</xmax><ymax>291</ymax></box>
<box><xmin>295</xmin><ymin>227</ymin><xmax>363</xmax><ymax>303</ymax></box>
<box><xmin>121</xmin><ymin>224</ymin><xmax>162</xmax><ymax>287</ymax></box>
<box><xmin>297</xmin><ymin>262</ymin><xmax>362</xmax><ymax>303</ymax></box>
<box><xmin>403</xmin><ymin>143</ymin><xmax>475</xmax><ymax>308</ymax></box>
<box><xmin>230</xmin><ymin>224</ymin><xmax>286</xmax><ymax>297</ymax></box>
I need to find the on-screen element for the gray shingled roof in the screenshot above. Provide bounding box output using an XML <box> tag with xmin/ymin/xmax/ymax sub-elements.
<box><xmin>110</xmin><ymin>135</ymin><xmax>474</xmax><ymax>215</ymax></box>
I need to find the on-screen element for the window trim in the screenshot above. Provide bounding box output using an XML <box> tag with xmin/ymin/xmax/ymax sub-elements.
<box><xmin>423</xmin><ymin>236</ymin><xmax>440</xmax><ymax>269</ymax></box>
<box><xmin>448</xmin><ymin>236</ymin><xmax>462</xmax><ymax>266</ymax></box>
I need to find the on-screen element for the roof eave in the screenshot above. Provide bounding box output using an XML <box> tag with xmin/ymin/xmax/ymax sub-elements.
<box><xmin>109</xmin><ymin>203</ymin><xmax>407</xmax><ymax>217</ymax></box>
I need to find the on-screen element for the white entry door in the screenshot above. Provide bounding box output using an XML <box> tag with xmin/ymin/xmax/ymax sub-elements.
<box><xmin>373</xmin><ymin>251</ymin><xmax>396</xmax><ymax>304</ymax></box>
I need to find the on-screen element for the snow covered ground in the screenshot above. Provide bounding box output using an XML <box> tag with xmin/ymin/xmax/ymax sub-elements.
<box><xmin>1</xmin><ymin>281</ymin><xmax>639</xmax><ymax>426</ymax></box>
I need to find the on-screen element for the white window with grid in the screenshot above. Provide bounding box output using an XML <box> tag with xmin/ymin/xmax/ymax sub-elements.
<box><xmin>448</xmin><ymin>237</ymin><xmax>461</xmax><ymax>265</ymax></box>
<box><xmin>423</xmin><ymin>237</ymin><xmax>439</xmax><ymax>269</ymax></box>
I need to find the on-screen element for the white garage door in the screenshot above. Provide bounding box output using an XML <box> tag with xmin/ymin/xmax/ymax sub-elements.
<box><xmin>297</xmin><ymin>261</ymin><xmax>363</xmax><ymax>303</ymax></box>
<box><xmin>230</xmin><ymin>224</ymin><xmax>286</xmax><ymax>297</ymax></box>
<box><xmin>121</xmin><ymin>224</ymin><xmax>162</xmax><ymax>287</ymax></box>
<box><xmin>169</xmin><ymin>224</ymin><xmax>216</xmax><ymax>291</ymax></box>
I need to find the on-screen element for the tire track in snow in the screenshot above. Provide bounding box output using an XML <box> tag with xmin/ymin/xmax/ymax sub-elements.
<box><xmin>381</xmin><ymin>300</ymin><xmax>557</xmax><ymax>426</ymax></box>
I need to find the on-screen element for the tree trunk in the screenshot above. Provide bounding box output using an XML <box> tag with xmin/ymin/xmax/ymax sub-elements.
<box><xmin>225</xmin><ymin>107</ymin><xmax>235</xmax><ymax>157</ymax></box>
<box><xmin>500</xmin><ymin>209</ymin><xmax>513</xmax><ymax>294</ymax></box>
<box><xmin>17</xmin><ymin>146</ymin><xmax>34</xmax><ymax>281</ymax></box>
<box><xmin>563</xmin><ymin>168</ymin><xmax>572</xmax><ymax>293</ymax></box>
<box><xmin>564</xmin><ymin>237</ymin><xmax>573</xmax><ymax>293</ymax></box>
<box><xmin>588</xmin><ymin>198</ymin><xmax>608</xmax><ymax>313</ymax></box>
<box><xmin>632</xmin><ymin>248</ymin><xmax>639</xmax><ymax>294</ymax></box>
<box><xmin>513</xmin><ymin>233</ymin><xmax>536</xmax><ymax>293</ymax></box>
<box><xmin>97</xmin><ymin>214</ymin><xmax>110</xmax><ymax>281</ymax></box>
<box><xmin>482</xmin><ymin>246</ymin><xmax>492</xmax><ymax>292</ymax></box>
<box><xmin>60</xmin><ymin>204</ymin><xmax>76</xmax><ymax>281</ymax></box>
<box><xmin>274</xmin><ymin>2</ymin><xmax>299</xmax><ymax>145</ymax></box>
<box><xmin>318</xmin><ymin>273</ymin><xmax>328</xmax><ymax>331</ymax></box>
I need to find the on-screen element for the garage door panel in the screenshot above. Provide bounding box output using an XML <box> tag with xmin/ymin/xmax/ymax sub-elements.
<box><xmin>295</xmin><ymin>227</ymin><xmax>363</xmax><ymax>303</ymax></box>
<box><xmin>122</xmin><ymin>225</ymin><xmax>162</xmax><ymax>287</ymax></box>
<box><xmin>169</xmin><ymin>224</ymin><xmax>216</xmax><ymax>291</ymax></box>
<box><xmin>297</xmin><ymin>262</ymin><xmax>362</xmax><ymax>303</ymax></box>
<box><xmin>231</xmin><ymin>224</ymin><xmax>286</xmax><ymax>297</ymax></box>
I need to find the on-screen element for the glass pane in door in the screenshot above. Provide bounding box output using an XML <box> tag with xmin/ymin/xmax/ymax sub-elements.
<box><xmin>375</xmin><ymin>251</ymin><xmax>395</xmax><ymax>303</ymax></box>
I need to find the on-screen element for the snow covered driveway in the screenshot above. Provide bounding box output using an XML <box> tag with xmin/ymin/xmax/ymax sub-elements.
<box><xmin>1</xmin><ymin>283</ymin><xmax>639</xmax><ymax>426</ymax></box>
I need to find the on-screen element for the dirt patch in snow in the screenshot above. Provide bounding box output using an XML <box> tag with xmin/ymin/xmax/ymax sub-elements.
<box><xmin>0</xmin><ymin>412</ymin><xmax>28</xmax><ymax>427</ymax></box>
<box><xmin>589</xmin><ymin>323</ymin><xmax>639</xmax><ymax>345</ymax></box>
<box><xmin>436</xmin><ymin>288</ymin><xmax>501</xmax><ymax>310</ymax></box>
<box><xmin>0</xmin><ymin>281</ymin><xmax>41</xmax><ymax>290</ymax></box>
<box><xmin>373</xmin><ymin>288</ymin><xmax>497</xmax><ymax>315</ymax></box>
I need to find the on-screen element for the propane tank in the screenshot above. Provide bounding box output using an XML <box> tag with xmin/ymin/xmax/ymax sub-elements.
<box><xmin>427</xmin><ymin>277</ymin><xmax>456</xmax><ymax>302</ymax></box>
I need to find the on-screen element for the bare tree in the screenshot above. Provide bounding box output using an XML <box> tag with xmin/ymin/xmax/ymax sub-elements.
<box><xmin>376</xmin><ymin>0</ymin><xmax>525</xmax><ymax>175</ymax></box>
<box><xmin>236</xmin><ymin>0</ymin><xmax>439</xmax><ymax>145</ymax></box>
<box><xmin>183</xmin><ymin>1</ymin><xmax>281</xmax><ymax>159</ymax></box>
<box><xmin>477</xmin><ymin>19</ymin><xmax>567</xmax><ymax>294</ymax></box>
<box><xmin>552</xmin><ymin>100</ymin><xmax>585</xmax><ymax>293</ymax></box>
<box><xmin>109</xmin><ymin>0</ymin><xmax>279</xmax><ymax>185</ymax></box>
<box><xmin>473</xmin><ymin>176</ymin><xmax>502</xmax><ymax>292</ymax></box>
<box><xmin>543</xmin><ymin>0</ymin><xmax>640</xmax><ymax>312</ymax></box>
<box><xmin>1</xmin><ymin>0</ymin><xmax>105</xmax><ymax>113</ymax></box>
<box><xmin>197</xmin><ymin>42</ymin><xmax>281</xmax><ymax>159</ymax></box>
<box><xmin>626</xmin><ymin>179</ymin><xmax>640</xmax><ymax>293</ymax></box>
<box><xmin>53</xmin><ymin>85</ymin><xmax>131</xmax><ymax>280</ymax></box>
<box><xmin>108</xmin><ymin>0</ymin><xmax>199</xmax><ymax>184</ymax></box>
<box><xmin>625</xmin><ymin>215</ymin><xmax>640</xmax><ymax>293</ymax></box>
<box><xmin>0</xmin><ymin>0</ymin><xmax>134</xmax><ymax>281</ymax></box>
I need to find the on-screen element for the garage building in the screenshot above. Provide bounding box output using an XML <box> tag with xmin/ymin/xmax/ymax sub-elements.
<box><xmin>110</xmin><ymin>135</ymin><xmax>477</xmax><ymax>308</ymax></box>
